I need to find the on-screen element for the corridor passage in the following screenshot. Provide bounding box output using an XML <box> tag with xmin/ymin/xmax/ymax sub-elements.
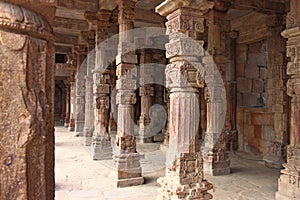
<box><xmin>55</xmin><ymin>126</ymin><xmax>280</xmax><ymax>200</ymax></box>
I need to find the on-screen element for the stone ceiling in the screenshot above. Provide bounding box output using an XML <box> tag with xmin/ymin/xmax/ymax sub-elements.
<box><xmin>53</xmin><ymin>0</ymin><xmax>289</xmax><ymax>54</ymax></box>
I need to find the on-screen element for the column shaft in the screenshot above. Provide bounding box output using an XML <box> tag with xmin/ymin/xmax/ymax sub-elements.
<box><xmin>114</xmin><ymin>0</ymin><xmax>144</xmax><ymax>187</ymax></box>
<box><xmin>0</xmin><ymin>2</ymin><xmax>55</xmax><ymax>199</ymax></box>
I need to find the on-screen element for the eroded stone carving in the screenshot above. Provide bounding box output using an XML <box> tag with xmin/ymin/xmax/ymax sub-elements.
<box><xmin>0</xmin><ymin>2</ymin><xmax>55</xmax><ymax>199</ymax></box>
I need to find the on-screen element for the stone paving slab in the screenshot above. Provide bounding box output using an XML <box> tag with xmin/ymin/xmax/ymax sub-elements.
<box><xmin>55</xmin><ymin>126</ymin><xmax>280</xmax><ymax>200</ymax></box>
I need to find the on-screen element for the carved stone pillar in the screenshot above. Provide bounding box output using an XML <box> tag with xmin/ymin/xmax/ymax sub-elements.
<box><xmin>163</xmin><ymin>90</ymin><xmax>170</xmax><ymax>145</ymax></box>
<box><xmin>0</xmin><ymin>2</ymin><xmax>55</xmax><ymax>199</ymax></box>
<box><xmin>86</xmin><ymin>11</ymin><xmax>113</xmax><ymax>160</ymax></box>
<box><xmin>139</xmin><ymin>49</ymin><xmax>154</xmax><ymax>143</ymax></box>
<box><xmin>156</xmin><ymin>1</ymin><xmax>213</xmax><ymax>199</ymax></box>
<box><xmin>263</xmin><ymin>16</ymin><xmax>288</xmax><ymax>169</ymax></box>
<box><xmin>109</xmin><ymin>64</ymin><xmax>118</xmax><ymax>134</ymax></box>
<box><xmin>203</xmin><ymin>9</ymin><xmax>230</xmax><ymax>176</ymax></box>
<box><xmin>114</xmin><ymin>0</ymin><xmax>144</xmax><ymax>187</ymax></box>
<box><xmin>74</xmin><ymin>45</ymin><xmax>87</xmax><ymax>136</ymax></box>
<box><xmin>61</xmin><ymin>87</ymin><xmax>67</xmax><ymax>123</ymax></box>
<box><xmin>276</xmin><ymin>1</ymin><xmax>300</xmax><ymax>198</ymax></box>
<box><xmin>139</xmin><ymin>84</ymin><xmax>154</xmax><ymax>142</ymax></box>
<box><xmin>64</xmin><ymin>83</ymin><xmax>71</xmax><ymax>127</ymax></box>
<box><xmin>69</xmin><ymin>81</ymin><xmax>76</xmax><ymax>131</ymax></box>
<box><xmin>83</xmin><ymin>32</ymin><xmax>96</xmax><ymax>145</ymax></box>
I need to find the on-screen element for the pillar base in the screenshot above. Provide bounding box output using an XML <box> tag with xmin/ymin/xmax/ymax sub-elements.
<box><xmin>68</xmin><ymin>119</ymin><xmax>75</xmax><ymax>131</ymax></box>
<box><xmin>64</xmin><ymin>123</ymin><xmax>69</xmax><ymax>127</ymax></box>
<box><xmin>276</xmin><ymin>146</ymin><xmax>300</xmax><ymax>200</ymax></box>
<box><xmin>263</xmin><ymin>142</ymin><xmax>286</xmax><ymax>169</ymax></box>
<box><xmin>114</xmin><ymin>153</ymin><xmax>144</xmax><ymax>187</ymax></box>
<box><xmin>203</xmin><ymin>150</ymin><xmax>231</xmax><ymax>176</ymax></box>
<box><xmin>83</xmin><ymin>136</ymin><xmax>92</xmax><ymax>146</ymax></box>
<box><xmin>75</xmin><ymin>121</ymin><xmax>84</xmax><ymax>136</ymax></box>
<box><xmin>117</xmin><ymin>177</ymin><xmax>144</xmax><ymax>188</ymax></box>
<box><xmin>92</xmin><ymin>137</ymin><xmax>113</xmax><ymax>160</ymax></box>
<box><xmin>157</xmin><ymin>153</ymin><xmax>213</xmax><ymax>200</ymax></box>
<box><xmin>83</xmin><ymin>127</ymin><xmax>93</xmax><ymax>146</ymax></box>
<box><xmin>139</xmin><ymin>136</ymin><xmax>153</xmax><ymax>143</ymax></box>
<box><xmin>264</xmin><ymin>156</ymin><xmax>285</xmax><ymax>169</ymax></box>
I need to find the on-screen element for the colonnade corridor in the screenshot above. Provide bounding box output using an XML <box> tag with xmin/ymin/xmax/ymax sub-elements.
<box><xmin>55</xmin><ymin>126</ymin><xmax>280</xmax><ymax>200</ymax></box>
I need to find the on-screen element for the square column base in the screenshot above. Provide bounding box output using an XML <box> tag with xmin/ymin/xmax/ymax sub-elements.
<box><xmin>92</xmin><ymin>137</ymin><xmax>113</xmax><ymax>160</ymax></box>
<box><xmin>157</xmin><ymin>153</ymin><xmax>213</xmax><ymax>200</ymax></box>
<box><xmin>203</xmin><ymin>150</ymin><xmax>231</xmax><ymax>176</ymax></box>
<box><xmin>114</xmin><ymin>153</ymin><xmax>144</xmax><ymax>187</ymax></box>
<box><xmin>83</xmin><ymin>136</ymin><xmax>92</xmax><ymax>146</ymax></box>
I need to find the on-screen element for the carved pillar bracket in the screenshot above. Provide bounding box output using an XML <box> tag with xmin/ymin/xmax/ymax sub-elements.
<box><xmin>276</xmin><ymin>2</ymin><xmax>300</xmax><ymax>198</ymax></box>
<box><xmin>156</xmin><ymin>1</ymin><xmax>213</xmax><ymax>199</ymax></box>
<box><xmin>114</xmin><ymin>0</ymin><xmax>144</xmax><ymax>188</ymax></box>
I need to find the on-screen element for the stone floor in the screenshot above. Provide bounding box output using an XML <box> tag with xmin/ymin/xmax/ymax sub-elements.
<box><xmin>55</xmin><ymin>126</ymin><xmax>281</xmax><ymax>200</ymax></box>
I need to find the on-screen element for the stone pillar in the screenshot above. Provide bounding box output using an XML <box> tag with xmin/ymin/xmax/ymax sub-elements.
<box><xmin>74</xmin><ymin>45</ymin><xmax>87</xmax><ymax>136</ymax></box>
<box><xmin>109</xmin><ymin>64</ymin><xmax>118</xmax><ymax>134</ymax></box>
<box><xmin>61</xmin><ymin>86</ymin><xmax>67</xmax><ymax>123</ymax></box>
<box><xmin>163</xmin><ymin>90</ymin><xmax>170</xmax><ymax>145</ymax></box>
<box><xmin>263</xmin><ymin>15</ymin><xmax>288</xmax><ymax>169</ymax></box>
<box><xmin>83</xmin><ymin>32</ymin><xmax>96</xmax><ymax>145</ymax></box>
<box><xmin>139</xmin><ymin>49</ymin><xmax>154</xmax><ymax>143</ymax></box>
<box><xmin>0</xmin><ymin>2</ymin><xmax>55</xmax><ymax>199</ymax></box>
<box><xmin>156</xmin><ymin>1</ymin><xmax>213</xmax><ymax>199</ymax></box>
<box><xmin>152</xmin><ymin>50</ymin><xmax>167</xmax><ymax>142</ymax></box>
<box><xmin>69</xmin><ymin>81</ymin><xmax>76</xmax><ymax>131</ymax></box>
<box><xmin>114</xmin><ymin>0</ymin><xmax>144</xmax><ymax>187</ymax></box>
<box><xmin>87</xmin><ymin>11</ymin><xmax>113</xmax><ymax>160</ymax></box>
<box><xmin>276</xmin><ymin>1</ymin><xmax>300</xmax><ymax>198</ymax></box>
<box><xmin>139</xmin><ymin>84</ymin><xmax>154</xmax><ymax>143</ymax></box>
<box><xmin>64</xmin><ymin>83</ymin><xmax>71</xmax><ymax>127</ymax></box>
<box><xmin>203</xmin><ymin>9</ymin><xmax>230</xmax><ymax>176</ymax></box>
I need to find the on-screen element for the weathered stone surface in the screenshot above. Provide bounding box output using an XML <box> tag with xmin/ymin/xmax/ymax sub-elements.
<box><xmin>0</xmin><ymin>2</ymin><xmax>55</xmax><ymax>199</ymax></box>
<box><xmin>156</xmin><ymin>1</ymin><xmax>213</xmax><ymax>199</ymax></box>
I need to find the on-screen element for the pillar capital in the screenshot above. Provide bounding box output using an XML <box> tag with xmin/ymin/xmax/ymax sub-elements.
<box><xmin>286</xmin><ymin>0</ymin><xmax>300</xmax><ymax>29</ymax></box>
<box><xmin>155</xmin><ymin>0</ymin><xmax>214</xmax><ymax>17</ymax></box>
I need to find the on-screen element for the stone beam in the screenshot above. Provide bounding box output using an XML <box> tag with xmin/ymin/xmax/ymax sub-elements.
<box><xmin>55</xmin><ymin>33</ymin><xmax>78</xmax><ymax>45</ymax></box>
<box><xmin>99</xmin><ymin>0</ymin><xmax>117</xmax><ymax>10</ymax></box>
<box><xmin>135</xmin><ymin>8</ymin><xmax>165</xmax><ymax>23</ymax></box>
<box><xmin>53</xmin><ymin>17</ymin><xmax>89</xmax><ymax>35</ymax></box>
<box><xmin>222</xmin><ymin>0</ymin><xmax>287</xmax><ymax>14</ymax></box>
<box><xmin>57</xmin><ymin>0</ymin><xmax>98</xmax><ymax>12</ymax></box>
<box><xmin>55</xmin><ymin>45</ymin><xmax>73</xmax><ymax>54</ymax></box>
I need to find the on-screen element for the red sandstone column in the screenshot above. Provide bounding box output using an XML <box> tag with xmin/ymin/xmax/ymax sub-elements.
<box><xmin>0</xmin><ymin>1</ymin><xmax>55</xmax><ymax>199</ymax></box>
<box><xmin>139</xmin><ymin>49</ymin><xmax>155</xmax><ymax>143</ymax></box>
<box><xmin>276</xmin><ymin>1</ymin><xmax>300</xmax><ymax>199</ymax></box>
<box><xmin>203</xmin><ymin>8</ymin><xmax>230</xmax><ymax>176</ymax></box>
<box><xmin>69</xmin><ymin>81</ymin><xmax>76</xmax><ymax>131</ymax></box>
<box><xmin>86</xmin><ymin>11</ymin><xmax>114</xmax><ymax>160</ymax></box>
<box><xmin>114</xmin><ymin>0</ymin><xmax>144</xmax><ymax>187</ymax></box>
<box><xmin>83</xmin><ymin>31</ymin><xmax>96</xmax><ymax>145</ymax></box>
<box><xmin>74</xmin><ymin>44</ymin><xmax>87</xmax><ymax>136</ymax></box>
<box><xmin>64</xmin><ymin>83</ymin><xmax>71</xmax><ymax>127</ymax></box>
<box><xmin>156</xmin><ymin>1</ymin><xmax>213</xmax><ymax>199</ymax></box>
